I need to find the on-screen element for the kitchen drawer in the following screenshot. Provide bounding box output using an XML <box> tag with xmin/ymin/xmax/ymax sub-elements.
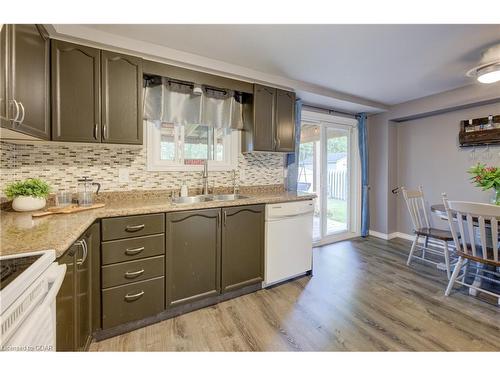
<box><xmin>101</xmin><ymin>213</ymin><xmax>164</xmax><ymax>241</ymax></box>
<box><xmin>102</xmin><ymin>276</ymin><xmax>164</xmax><ymax>329</ymax></box>
<box><xmin>102</xmin><ymin>255</ymin><xmax>164</xmax><ymax>288</ymax></box>
<box><xmin>101</xmin><ymin>234</ymin><xmax>165</xmax><ymax>265</ymax></box>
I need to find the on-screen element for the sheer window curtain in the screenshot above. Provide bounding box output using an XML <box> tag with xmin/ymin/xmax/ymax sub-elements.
<box><xmin>285</xmin><ymin>99</ymin><xmax>302</xmax><ymax>191</ymax></box>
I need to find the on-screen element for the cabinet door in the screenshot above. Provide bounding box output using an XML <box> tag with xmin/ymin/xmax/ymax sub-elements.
<box><xmin>275</xmin><ymin>89</ymin><xmax>296</xmax><ymax>152</ymax></box>
<box><xmin>221</xmin><ymin>205</ymin><xmax>264</xmax><ymax>293</ymax></box>
<box><xmin>88</xmin><ymin>223</ymin><xmax>101</xmax><ymax>336</ymax></box>
<box><xmin>166</xmin><ymin>208</ymin><xmax>221</xmax><ymax>308</ymax></box>
<box><xmin>76</xmin><ymin>231</ymin><xmax>93</xmax><ymax>351</ymax></box>
<box><xmin>101</xmin><ymin>51</ymin><xmax>143</xmax><ymax>144</ymax></box>
<box><xmin>7</xmin><ymin>25</ymin><xmax>50</xmax><ymax>139</ymax></box>
<box><xmin>253</xmin><ymin>84</ymin><xmax>276</xmax><ymax>151</ymax></box>
<box><xmin>51</xmin><ymin>40</ymin><xmax>101</xmax><ymax>142</ymax></box>
<box><xmin>56</xmin><ymin>245</ymin><xmax>77</xmax><ymax>351</ymax></box>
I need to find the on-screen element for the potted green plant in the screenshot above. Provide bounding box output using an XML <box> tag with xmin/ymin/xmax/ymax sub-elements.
<box><xmin>4</xmin><ymin>178</ymin><xmax>51</xmax><ymax>211</ymax></box>
<box><xmin>467</xmin><ymin>163</ymin><xmax>500</xmax><ymax>205</ymax></box>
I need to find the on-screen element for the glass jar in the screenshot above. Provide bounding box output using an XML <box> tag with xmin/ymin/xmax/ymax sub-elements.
<box><xmin>77</xmin><ymin>177</ymin><xmax>101</xmax><ymax>206</ymax></box>
<box><xmin>492</xmin><ymin>187</ymin><xmax>500</xmax><ymax>206</ymax></box>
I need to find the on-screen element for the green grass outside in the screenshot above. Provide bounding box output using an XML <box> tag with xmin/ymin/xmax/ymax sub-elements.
<box><xmin>327</xmin><ymin>198</ymin><xmax>347</xmax><ymax>223</ymax></box>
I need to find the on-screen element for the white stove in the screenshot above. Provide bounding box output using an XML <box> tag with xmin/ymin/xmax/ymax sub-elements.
<box><xmin>0</xmin><ymin>250</ymin><xmax>66</xmax><ymax>351</ymax></box>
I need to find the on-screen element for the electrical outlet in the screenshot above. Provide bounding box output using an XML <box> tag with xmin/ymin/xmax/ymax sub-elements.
<box><xmin>283</xmin><ymin>168</ymin><xmax>288</xmax><ymax>178</ymax></box>
<box><xmin>118</xmin><ymin>168</ymin><xmax>129</xmax><ymax>183</ymax></box>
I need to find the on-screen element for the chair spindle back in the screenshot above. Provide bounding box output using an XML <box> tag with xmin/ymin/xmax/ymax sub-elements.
<box><xmin>442</xmin><ymin>197</ymin><xmax>499</xmax><ymax>264</ymax></box>
<box><xmin>401</xmin><ymin>186</ymin><xmax>431</xmax><ymax>232</ymax></box>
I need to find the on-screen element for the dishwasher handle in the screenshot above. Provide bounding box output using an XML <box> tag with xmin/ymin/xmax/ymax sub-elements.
<box><xmin>266</xmin><ymin>210</ymin><xmax>314</xmax><ymax>221</ymax></box>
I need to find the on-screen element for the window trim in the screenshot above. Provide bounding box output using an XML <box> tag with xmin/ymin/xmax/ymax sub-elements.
<box><xmin>146</xmin><ymin>121</ymin><xmax>240</xmax><ymax>172</ymax></box>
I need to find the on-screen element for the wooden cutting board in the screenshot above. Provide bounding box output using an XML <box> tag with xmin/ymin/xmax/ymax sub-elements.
<box><xmin>32</xmin><ymin>203</ymin><xmax>105</xmax><ymax>218</ymax></box>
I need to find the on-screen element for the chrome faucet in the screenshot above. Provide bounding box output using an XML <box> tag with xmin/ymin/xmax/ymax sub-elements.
<box><xmin>202</xmin><ymin>160</ymin><xmax>209</xmax><ymax>195</ymax></box>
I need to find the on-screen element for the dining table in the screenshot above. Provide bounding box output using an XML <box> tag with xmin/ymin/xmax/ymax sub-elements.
<box><xmin>431</xmin><ymin>203</ymin><xmax>500</xmax><ymax>223</ymax></box>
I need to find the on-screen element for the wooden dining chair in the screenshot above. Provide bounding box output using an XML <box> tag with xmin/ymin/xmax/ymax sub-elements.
<box><xmin>401</xmin><ymin>186</ymin><xmax>456</xmax><ymax>278</ymax></box>
<box><xmin>442</xmin><ymin>198</ymin><xmax>500</xmax><ymax>303</ymax></box>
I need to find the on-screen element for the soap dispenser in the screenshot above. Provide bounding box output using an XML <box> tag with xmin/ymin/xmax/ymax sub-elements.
<box><xmin>180</xmin><ymin>180</ymin><xmax>188</xmax><ymax>197</ymax></box>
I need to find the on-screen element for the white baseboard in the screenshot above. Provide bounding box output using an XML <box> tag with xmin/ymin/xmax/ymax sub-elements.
<box><xmin>368</xmin><ymin>230</ymin><xmax>397</xmax><ymax>240</ymax></box>
<box><xmin>392</xmin><ymin>232</ymin><xmax>415</xmax><ymax>241</ymax></box>
<box><xmin>370</xmin><ymin>230</ymin><xmax>446</xmax><ymax>248</ymax></box>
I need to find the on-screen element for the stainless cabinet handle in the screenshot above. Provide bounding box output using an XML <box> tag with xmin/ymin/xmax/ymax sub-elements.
<box><xmin>124</xmin><ymin>269</ymin><xmax>145</xmax><ymax>279</ymax></box>
<box><xmin>94</xmin><ymin>123</ymin><xmax>99</xmax><ymax>140</ymax></box>
<box><xmin>9</xmin><ymin>99</ymin><xmax>20</xmax><ymax>122</ymax></box>
<box><xmin>76</xmin><ymin>239</ymin><xmax>88</xmax><ymax>265</ymax></box>
<box><xmin>124</xmin><ymin>290</ymin><xmax>144</xmax><ymax>301</ymax></box>
<box><xmin>102</xmin><ymin>123</ymin><xmax>108</xmax><ymax>140</ymax></box>
<box><xmin>125</xmin><ymin>246</ymin><xmax>145</xmax><ymax>255</ymax></box>
<box><xmin>17</xmin><ymin>101</ymin><xmax>25</xmax><ymax>123</ymax></box>
<box><xmin>125</xmin><ymin>224</ymin><xmax>145</xmax><ymax>232</ymax></box>
<box><xmin>223</xmin><ymin>211</ymin><xmax>227</xmax><ymax>226</ymax></box>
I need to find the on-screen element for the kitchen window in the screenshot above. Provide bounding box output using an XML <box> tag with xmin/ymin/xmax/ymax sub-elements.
<box><xmin>146</xmin><ymin>121</ymin><xmax>240</xmax><ymax>171</ymax></box>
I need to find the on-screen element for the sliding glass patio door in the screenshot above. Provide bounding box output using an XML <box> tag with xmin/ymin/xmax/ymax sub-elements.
<box><xmin>297</xmin><ymin>111</ymin><xmax>359</xmax><ymax>244</ymax></box>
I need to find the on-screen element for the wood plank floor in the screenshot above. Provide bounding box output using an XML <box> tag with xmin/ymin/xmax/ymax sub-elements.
<box><xmin>89</xmin><ymin>237</ymin><xmax>499</xmax><ymax>351</ymax></box>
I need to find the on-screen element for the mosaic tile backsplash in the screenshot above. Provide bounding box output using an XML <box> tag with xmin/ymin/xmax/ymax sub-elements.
<box><xmin>0</xmin><ymin>141</ymin><xmax>285</xmax><ymax>197</ymax></box>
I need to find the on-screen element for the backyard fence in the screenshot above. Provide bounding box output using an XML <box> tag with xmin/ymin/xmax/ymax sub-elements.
<box><xmin>328</xmin><ymin>170</ymin><xmax>347</xmax><ymax>200</ymax></box>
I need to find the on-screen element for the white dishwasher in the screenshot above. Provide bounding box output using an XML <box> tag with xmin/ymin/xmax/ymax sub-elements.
<box><xmin>264</xmin><ymin>200</ymin><xmax>314</xmax><ymax>287</ymax></box>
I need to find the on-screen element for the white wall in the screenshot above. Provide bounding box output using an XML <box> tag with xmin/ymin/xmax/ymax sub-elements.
<box><xmin>368</xmin><ymin>82</ymin><xmax>500</xmax><ymax>235</ymax></box>
<box><xmin>396</xmin><ymin>102</ymin><xmax>500</xmax><ymax>234</ymax></box>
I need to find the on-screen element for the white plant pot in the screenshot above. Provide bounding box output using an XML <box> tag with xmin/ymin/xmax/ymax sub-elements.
<box><xmin>12</xmin><ymin>196</ymin><xmax>46</xmax><ymax>212</ymax></box>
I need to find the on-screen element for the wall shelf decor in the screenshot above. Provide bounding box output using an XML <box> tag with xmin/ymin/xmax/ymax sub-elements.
<box><xmin>459</xmin><ymin>114</ymin><xmax>500</xmax><ymax>147</ymax></box>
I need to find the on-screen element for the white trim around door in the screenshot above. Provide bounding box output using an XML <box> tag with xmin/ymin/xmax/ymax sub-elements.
<box><xmin>300</xmin><ymin>110</ymin><xmax>361</xmax><ymax>246</ymax></box>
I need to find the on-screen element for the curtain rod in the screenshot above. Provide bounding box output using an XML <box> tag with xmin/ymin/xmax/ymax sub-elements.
<box><xmin>302</xmin><ymin>104</ymin><xmax>357</xmax><ymax>118</ymax></box>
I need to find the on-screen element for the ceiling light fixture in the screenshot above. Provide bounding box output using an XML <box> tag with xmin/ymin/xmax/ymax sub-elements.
<box><xmin>476</xmin><ymin>64</ymin><xmax>500</xmax><ymax>84</ymax></box>
<box><xmin>466</xmin><ymin>44</ymin><xmax>500</xmax><ymax>84</ymax></box>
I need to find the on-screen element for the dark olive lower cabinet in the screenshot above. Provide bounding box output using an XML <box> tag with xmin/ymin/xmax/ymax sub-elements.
<box><xmin>56</xmin><ymin>223</ymin><xmax>99</xmax><ymax>351</ymax></box>
<box><xmin>56</xmin><ymin>244</ymin><xmax>76</xmax><ymax>351</ymax></box>
<box><xmin>166</xmin><ymin>208</ymin><xmax>221</xmax><ymax>308</ymax></box>
<box><xmin>100</xmin><ymin>214</ymin><xmax>166</xmax><ymax>330</ymax></box>
<box><xmin>102</xmin><ymin>277</ymin><xmax>164</xmax><ymax>329</ymax></box>
<box><xmin>221</xmin><ymin>205</ymin><xmax>265</xmax><ymax>292</ymax></box>
<box><xmin>63</xmin><ymin>206</ymin><xmax>266</xmax><ymax>341</ymax></box>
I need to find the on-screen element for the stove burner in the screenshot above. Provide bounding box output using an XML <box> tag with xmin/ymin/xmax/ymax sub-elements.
<box><xmin>0</xmin><ymin>254</ymin><xmax>43</xmax><ymax>291</ymax></box>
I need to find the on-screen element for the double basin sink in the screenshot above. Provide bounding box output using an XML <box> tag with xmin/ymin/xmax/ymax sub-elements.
<box><xmin>172</xmin><ymin>194</ymin><xmax>249</xmax><ymax>205</ymax></box>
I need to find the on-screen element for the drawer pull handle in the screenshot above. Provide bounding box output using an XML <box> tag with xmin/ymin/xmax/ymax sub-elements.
<box><xmin>125</xmin><ymin>246</ymin><xmax>145</xmax><ymax>255</ymax></box>
<box><xmin>124</xmin><ymin>290</ymin><xmax>145</xmax><ymax>301</ymax></box>
<box><xmin>124</xmin><ymin>269</ymin><xmax>145</xmax><ymax>278</ymax></box>
<box><xmin>125</xmin><ymin>224</ymin><xmax>145</xmax><ymax>232</ymax></box>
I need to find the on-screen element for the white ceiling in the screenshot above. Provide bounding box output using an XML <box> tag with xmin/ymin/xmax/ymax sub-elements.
<box><xmin>78</xmin><ymin>24</ymin><xmax>500</xmax><ymax>108</ymax></box>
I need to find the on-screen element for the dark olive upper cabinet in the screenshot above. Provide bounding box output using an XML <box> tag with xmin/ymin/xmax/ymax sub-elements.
<box><xmin>166</xmin><ymin>208</ymin><xmax>221</xmax><ymax>308</ymax></box>
<box><xmin>51</xmin><ymin>40</ymin><xmax>101</xmax><ymax>143</ymax></box>
<box><xmin>56</xmin><ymin>223</ymin><xmax>98</xmax><ymax>351</ymax></box>
<box><xmin>51</xmin><ymin>41</ymin><xmax>144</xmax><ymax>145</ymax></box>
<box><xmin>101</xmin><ymin>51</ymin><xmax>143</xmax><ymax>144</ymax></box>
<box><xmin>0</xmin><ymin>25</ymin><xmax>50</xmax><ymax>139</ymax></box>
<box><xmin>243</xmin><ymin>84</ymin><xmax>296</xmax><ymax>153</ymax></box>
<box><xmin>252</xmin><ymin>84</ymin><xmax>276</xmax><ymax>151</ymax></box>
<box><xmin>275</xmin><ymin>89</ymin><xmax>296</xmax><ymax>152</ymax></box>
<box><xmin>221</xmin><ymin>205</ymin><xmax>265</xmax><ymax>293</ymax></box>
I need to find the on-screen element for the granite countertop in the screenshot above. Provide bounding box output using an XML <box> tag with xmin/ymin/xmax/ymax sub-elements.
<box><xmin>0</xmin><ymin>192</ymin><xmax>315</xmax><ymax>258</ymax></box>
